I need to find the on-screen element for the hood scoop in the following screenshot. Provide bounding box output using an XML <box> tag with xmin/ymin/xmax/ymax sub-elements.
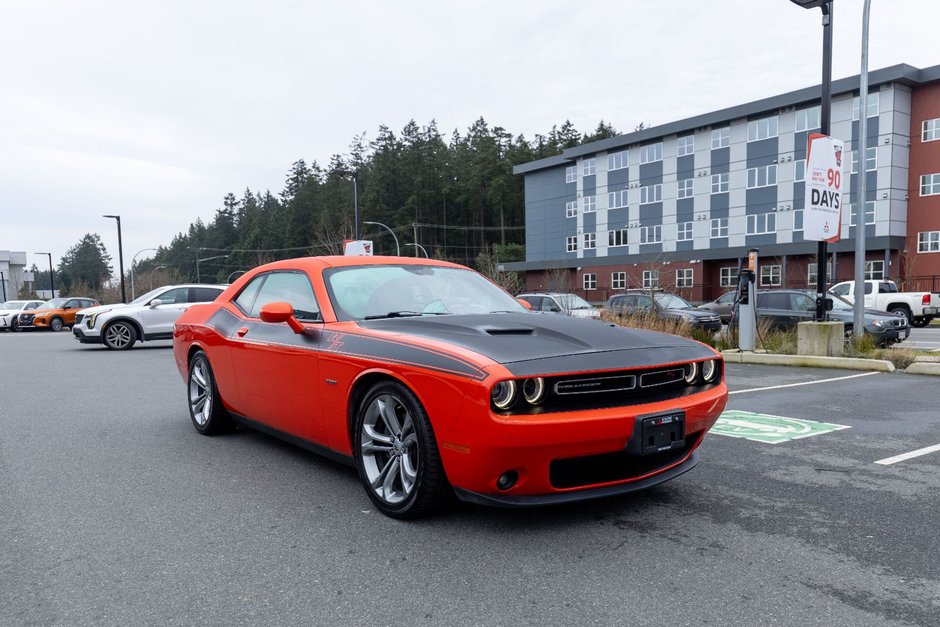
<box><xmin>481</xmin><ymin>326</ymin><xmax>535</xmax><ymax>336</ymax></box>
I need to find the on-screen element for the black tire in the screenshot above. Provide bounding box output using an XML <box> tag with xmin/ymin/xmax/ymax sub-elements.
<box><xmin>353</xmin><ymin>381</ymin><xmax>449</xmax><ymax>519</ymax></box>
<box><xmin>910</xmin><ymin>318</ymin><xmax>930</xmax><ymax>328</ymax></box>
<box><xmin>187</xmin><ymin>351</ymin><xmax>232</xmax><ymax>435</ymax></box>
<box><xmin>10</xmin><ymin>318</ymin><xmax>19</xmax><ymax>332</ymax></box>
<box><xmin>887</xmin><ymin>306</ymin><xmax>911</xmax><ymax>327</ymax></box>
<box><xmin>103</xmin><ymin>321</ymin><xmax>137</xmax><ymax>350</ymax></box>
<box><xmin>50</xmin><ymin>317</ymin><xmax>64</xmax><ymax>332</ymax></box>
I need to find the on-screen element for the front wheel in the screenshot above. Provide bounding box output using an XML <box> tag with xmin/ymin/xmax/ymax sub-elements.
<box><xmin>50</xmin><ymin>317</ymin><xmax>64</xmax><ymax>332</ymax></box>
<box><xmin>187</xmin><ymin>351</ymin><xmax>232</xmax><ymax>435</ymax></box>
<box><xmin>354</xmin><ymin>382</ymin><xmax>449</xmax><ymax>519</ymax></box>
<box><xmin>103</xmin><ymin>321</ymin><xmax>137</xmax><ymax>350</ymax></box>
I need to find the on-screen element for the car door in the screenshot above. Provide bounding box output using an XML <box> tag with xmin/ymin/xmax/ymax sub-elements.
<box><xmin>140</xmin><ymin>287</ymin><xmax>191</xmax><ymax>338</ymax></box>
<box><xmin>862</xmin><ymin>282</ymin><xmax>876</xmax><ymax>309</ymax></box>
<box><xmin>789</xmin><ymin>293</ymin><xmax>816</xmax><ymax>325</ymax></box>
<box><xmin>756</xmin><ymin>292</ymin><xmax>796</xmax><ymax>329</ymax></box>
<box><xmin>715</xmin><ymin>292</ymin><xmax>737</xmax><ymax>321</ymax></box>
<box><xmin>228</xmin><ymin>270</ymin><xmax>323</xmax><ymax>441</ymax></box>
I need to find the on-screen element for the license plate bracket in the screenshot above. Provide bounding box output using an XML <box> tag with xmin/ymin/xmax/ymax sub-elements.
<box><xmin>640</xmin><ymin>411</ymin><xmax>685</xmax><ymax>455</ymax></box>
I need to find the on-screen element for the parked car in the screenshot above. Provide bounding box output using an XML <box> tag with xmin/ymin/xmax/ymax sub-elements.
<box><xmin>516</xmin><ymin>292</ymin><xmax>601</xmax><ymax>318</ymax></box>
<box><xmin>697</xmin><ymin>291</ymin><xmax>737</xmax><ymax>324</ymax></box>
<box><xmin>830</xmin><ymin>280</ymin><xmax>939</xmax><ymax>328</ymax></box>
<box><xmin>606</xmin><ymin>290</ymin><xmax>723</xmax><ymax>332</ymax></box>
<box><xmin>751</xmin><ymin>289</ymin><xmax>910</xmax><ymax>346</ymax></box>
<box><xmin>0</xmin><ymin>300</ymin><xmax>45</xmax><ymax>331</ymax></box>
<box><xmin>174</xmin><ymin>257</ymin><xmax>727</xmax><ymax>518</ymax></box>
<box><xmin>17</xmin><ymin>297</ymin><xmax>100</xmax><ymax>331</ymax></box>
<box><xmin>73</xmin><ymin>284</ymin><xmax>225</xmax><ymax>350</ymax></box>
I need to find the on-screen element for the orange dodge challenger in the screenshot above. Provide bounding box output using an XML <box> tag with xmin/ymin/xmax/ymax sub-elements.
<box><xmin>173</xmin><ymin>256</ymin><xmax>727</xmax><ymax>518</ymax></box>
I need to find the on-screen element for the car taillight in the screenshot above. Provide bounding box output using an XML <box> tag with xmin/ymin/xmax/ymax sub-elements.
<box><xmin>923</xmin><ymin>294</ymin><xmax>931</xmax><ymax>306</ymax></box>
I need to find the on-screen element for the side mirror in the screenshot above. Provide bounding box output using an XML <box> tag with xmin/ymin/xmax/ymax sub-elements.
<box><xmin>259</xmin><ymin>301</ymin><xmax>304</xmax><ymax>334</ymax></box>
<box><xmin>149</xmin><ymin>299</ymin><xmax>163</xmax><ymax>308</ymax></box>
<box><xmin>516</xmin><ymin>298</ymin><xmax>532</xmax><ymax>310</ymax></box>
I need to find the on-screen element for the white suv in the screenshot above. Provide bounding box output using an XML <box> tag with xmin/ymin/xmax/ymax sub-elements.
<box><xmin>73</xmin><ymin>284</ymin><xmax>225</xmax><ymax>350</ymax></box>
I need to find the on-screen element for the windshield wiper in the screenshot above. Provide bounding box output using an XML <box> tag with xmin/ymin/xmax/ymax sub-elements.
<box><xmin>363</xmin><ymin>310</ymin><xmax>450</xmax><ymax>320</ymax></box>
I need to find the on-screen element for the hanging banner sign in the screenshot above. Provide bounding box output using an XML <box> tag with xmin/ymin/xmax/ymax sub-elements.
<box><xmin>343</xmin><ymin>240</ymin><xmax>374</xmax><ymax>256</ymax></box>
<box><xmin>804</xmin><ymin>133</ymin><xmax>844</xmax><ymax>243</ymax></box>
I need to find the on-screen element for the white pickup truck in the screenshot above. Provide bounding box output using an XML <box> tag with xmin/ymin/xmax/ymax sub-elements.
<box><xmin>830</xmin><ymin>280</ymin><xmax>939</xmax><ymax>328</ymax></box>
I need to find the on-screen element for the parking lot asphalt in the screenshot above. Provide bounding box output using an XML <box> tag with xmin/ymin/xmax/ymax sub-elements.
<box><xmin>899</xmin><ymin>326</ymin><xmax>940</xmax><ymax>352</ymax></box>
<box><xmin>2</xmin><ymin>332</ymin><xmax>939</xmax><ymax>626</ymax></box>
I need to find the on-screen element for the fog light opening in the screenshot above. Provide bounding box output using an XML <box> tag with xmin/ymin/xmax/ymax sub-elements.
<box><xmin>496</xmin><ymin>470</ymin><xmax>519</xmax><ymax>491</ymax></box>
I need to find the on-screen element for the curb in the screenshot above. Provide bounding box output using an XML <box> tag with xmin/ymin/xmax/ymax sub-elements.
<box><xmin>905</xmin><ymin>361</ymin><xmax>940</xmax><ymax>376</ymax></box>
<box><xmin>720</xmin><ymin>350</ymin><xmax>895</xmax><ymax>372</ymax></box>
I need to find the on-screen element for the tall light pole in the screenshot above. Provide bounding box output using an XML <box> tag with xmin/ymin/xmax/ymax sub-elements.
<box><xmin>34</xmin><ymin>252</ymin><xmax>54</xmax><ymax>296</ymax></box>
<box><xmin>227</xmin><ymin>269</ymin><xmax>247</xmax><ymax>283</ymax></box>
<box><xmin>150</xmin><ymin>265</ymin><xmax>166</xmax><ymax>290</ymax></box>
<box><xmin>130</xmin><ymin>247</ymin><xmax>157</xmax><ymax>300</ymax></box>
<box><xmin>196</xmin><ymin>254</ymin><xmax>229</xmax><ymax>283</ymax></box>
<box><xmin>103</xmin><ymin>215</ymin><xmax>126</xmax><ymax>303</ymax></box>
<box><xmin>362</xmin><ymin>221</ymin><xmax>400</xmax><ymax>256</ymax></box>
<box><xmin>406</xmin><ymin>243</ymin><xmax>429</xmax><ymax>258</ymax></box>
<box><xmin>854</xmin><ymin>0</ymin><xmax>873</xmax><ymax>338</ymax></box>
<box><xmin>790</xmin><ymin>0</ymin><xmax>834</xmax><ymax>322</ymax></box>
<box><xmin>336</xmin><ymin>170</ymin><xmax>360</xmax><ymax>239</ymax></box>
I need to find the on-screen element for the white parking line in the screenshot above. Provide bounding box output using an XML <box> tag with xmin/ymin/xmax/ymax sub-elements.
<box><xmin>874</xmin><ymin>444</ymin><xmax>940</xmax><ymax>466</ymax></box>
<box><xmin>728</xmin><ymin>371</ymin><xmax>880</xmax><ymax>395</ymax></box>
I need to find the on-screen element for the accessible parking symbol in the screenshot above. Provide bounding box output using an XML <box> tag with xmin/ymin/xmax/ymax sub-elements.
<box><xmin>710</xmin><ymin>410</ymin><xmax>850</xmax><ymax>444</ymax></box>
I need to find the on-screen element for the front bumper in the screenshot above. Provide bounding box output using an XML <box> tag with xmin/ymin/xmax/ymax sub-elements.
<box><xmin>72</xmin><ymin>326</ymin><xmax>102</xmax><ymax>344</ymax></box>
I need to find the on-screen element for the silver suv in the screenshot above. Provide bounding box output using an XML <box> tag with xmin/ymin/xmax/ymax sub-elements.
<box><xmin>516</xmin><ymin>292</ymin><xmax>601</xmax><ymax>318</ymax></box>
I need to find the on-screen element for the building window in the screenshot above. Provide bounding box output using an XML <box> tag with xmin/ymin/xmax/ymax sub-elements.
<box><xmin>849</xmin><ymin>201</ymin><xmax>876</xmax><ymax>226</ymax></box>
<box><xmin>611</xmin><ymin>271</ymin><xmax>626</xmax><ymax>289</ymax></box>
<box><xmin>583</xmin><ymin>232</ymin><xmax>596</xmax><ymax>249</ymax></box>
<box><xmin>582</xmin><ymin>195</ymin><xmax>596</xmax><ymax>213</ymax></box>
<box><xmin>639</xmin><ymin>143</ymin><xmax>663</xmax><ymax>164</ymax></box>
<box><xmin>710</xmin><ymin>217</ymin><xmax>728</xmax><ymax>238</ymax></box>
<box><xmin>677</xmin><ymin>135</ymin><xmax>694</xmax><ymax>156</ymax></box>
<box><xmin>795</xmin><ymin>106</ymin><xmax>821</xmax><ymax>132</ymax></box>
<box><xmin>608</xmin><ymin>150</ymin><xmax>628</xmax><ymax>171</ymax></box>
<box><xmin>747</xmin><ymin>116</ymin><xmax>778</xmax><ymax>142</ymax></box>
<box><xmin>918</xmin><ymin>231</ymin><xmax>940</xmax><ymax>252</ymax></box>
<box><xmin>921</xmin><ymin>173</ymin><xmax>940</xmax><ymax>196</ymax></box>
<box><xmin>640</xmin><ymin>184</ymin><xmax>663</xmax><ymax>204</ymax></box>
<box><xmin>643</xmin><ymin>270</ymin><xmax>660</xmax><ymax>289</ymax></box>
<box><xmin>760</xmin><ymin>265</ymin><xmax>781</xmax><ymax>286</ymax></box>
<box><xmin>565</xmin><ymin>166</ymin><xmax>576</xmax><ymax>183</ymax></box>
<box><xmin>565</xmin><ymin>200</ymin><xmax>578</xmax><ymax>218</ymax></box>
<box><xmin>793</xmin><ymin>209</ymin><xmax>804</xmax><ymax>232</ymax></box>
<box><xmin>747</xmin><ymin>164</ymin><xmax>777</xmax><ymax>188</ymax></box>
<box><xmin>852</xmin><ymin>93</ymin><xmax>880</xmax><ymax>120</ymax></box>
<box><xmin>676</xmin><ymin>221</ymin><xmax>693</xmax><ymax>241</ymax></box>
<box><xmin>609</xmin><ymin>229</ymin><xmax>627</xmax><ymax>247</ymax></box>
<box><xmin>851</xmin><ymin>147</ymin><xmax>877</xmax><ymax>173</ymax></box>
<box><xmin>608</xmin><ymin>189</ymin><xmax>628</xmax><ymax>209</ymax></box>
<box><xmin>677</xmin><ymin>178</ymin><xmax>694</xmax><ymax>199</ymax></box>
<box><xmin>794</xmin><ymin>159</ymin><xmax>805</xmax><ymax>182</ymax></box>
<box><xmin>924</xmin><ymin>118</ymin><xmax>940</xmax><ymax>142</ymax></box>
<box><xmin>747</xmin><ymin>213</ymin><xmax>776</xmax><ymax>235</ymax></box>
<box><xmin>639</xmin><ymin>225</ymin><xmax>662</xmax><ymax>244</ymax></box>
<box><xmin>711</xmin><ymin>172</ymin><xmax>729</xmax><ymax>194</ymax></box>
<box><xmin>583</xmin><ymin>273</ymin><xmax>597</xmax><ymax>290</ymax></box>
<box><xmin>676</xmin><ymin>268</ymin><xmax>694</xmax><ymax>288</ymax></box>
<box><xmin>566</xmin><ymin>236</ymin><xmax>578</xmax><ymax>252</ymax></box>
<box><xmin>711</xmin><ymin>127</ymin><xmax>730</xmax><ymax>149</ymax></box>
<box><xmin>807</xmin><ymin>262</ymin><xmax>831</xmax><ymax>286</ymax></box>
<box><xmin>865</xmin><ymin>260</ymin><xmax>884</xmax><ymax>280</ymax></box>
<box><xmin>582</xmin><ymin>158</ymin><xmax>596</xmax><ymax>176</ymax></box>
<box><xmin>719</xmin><ymin>267</ymin><xmax>738</xmax><ymax>287</ymax></box>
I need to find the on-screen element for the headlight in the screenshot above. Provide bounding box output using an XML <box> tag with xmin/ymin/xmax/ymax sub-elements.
<box><xmin>491</xmin><ymin>380</ymin><xmax>518</xmax><ymax>410</ymax></box>
<box><xmin>702</xmin><ymin>359</ymin><xmax>719</xmax><ymax>382</ymax></box>
<box><xmin>684</xmin><ymin>362</ymin><xmax>699</xmax><ymax>384</ymax></box>
<box><xmin>871</xmin><ymin>320</ymin><xmax>884</xmax><ymax>328</ymax></box>
<box><xmin>522</xmin><ymin>377</ymin><xmax>546</xmax><ymax>405</ymax></box>
<box><xmin>88</xmin><ymin>310</ymin><xmax>111</xmax><ymax>327</ymax></box>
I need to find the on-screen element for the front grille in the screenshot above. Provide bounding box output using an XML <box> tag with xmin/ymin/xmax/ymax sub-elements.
<box><xmin>554</xmin><ymin>374</ymin><xmax>636</xmax><ymax>395</ymax></box>
<box><xmin>20</xmin><ymin>314</ymin><xmax>34</xmax><ymax>323</ymax></box>
<box><xmin>550</xmin><ymin>431</ymin><xmax>702</xmax><ymax>489</ymax></box>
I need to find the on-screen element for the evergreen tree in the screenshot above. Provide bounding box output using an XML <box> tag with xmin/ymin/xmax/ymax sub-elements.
<box><xmin>58</xmin><ymin>233</ymin><xmax>113</xmax><ymax>291</ymax></box>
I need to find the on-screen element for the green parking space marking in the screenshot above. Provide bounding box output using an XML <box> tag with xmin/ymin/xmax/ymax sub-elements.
<box><xmin>710</xmin><ymin>410</ymin><xmax>850</xmax><ymax>444</ymax></box>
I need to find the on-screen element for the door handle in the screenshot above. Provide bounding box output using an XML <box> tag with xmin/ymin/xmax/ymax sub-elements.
<box><xmin>236</xmin><ymin>326</ymin><xmax>249</xmax><ymax>337</ymax></box>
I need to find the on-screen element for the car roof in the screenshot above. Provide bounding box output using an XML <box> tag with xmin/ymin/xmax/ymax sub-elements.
<box><xmin>253</xmin><ymin>256</ymin><xmax>467</xmax><ymax>272</ymax></box>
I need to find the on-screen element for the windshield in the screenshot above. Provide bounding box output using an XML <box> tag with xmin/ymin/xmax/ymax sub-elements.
<box><xmin>828</xmin><ymin>292</ymin><xmax>855</xmax><ymax>311</ymax></box>
<box><xmin>129</xmin><ymin>287</ymin><xmax>170</xmax><ymax>306</ymax></box>
<box><xmin>654</xmin><ymin>293</ymin><xmax>693</xmax><ymax>309</ymax></box>
<box><xmin>38</xmin><ymin>298</ymin><xmax>68</xmax><ymax>309</ymax></box>
<box><xmin>1</xmin><ymin>301</ymin><xmax>25</xmax><ymax>309</ymax></box>
<box><xmin>324</xmin><ymin>265</ymin><xmax>526</xmax><ymax>321</ymax></box>
<box><xmin>554</xmin><ymin>294</ymin><xmax>593</xmax><ymax>310</ymax></box>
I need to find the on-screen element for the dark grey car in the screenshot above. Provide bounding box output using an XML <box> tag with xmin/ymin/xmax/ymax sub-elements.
<box><xmin>606</xmin><ymin>291</ymin><xmax>722</xmax><ymax>331</ymax></box>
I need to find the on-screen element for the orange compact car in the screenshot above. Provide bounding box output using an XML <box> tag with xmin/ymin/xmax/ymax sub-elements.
<box><xmin>173</xmin><ymin>257</ymin><xmax>728</xmax><ymax>518</ymax></box>
<box><xmin>17</xmin><ymin>297</ymin><xmax>100</xmax><ymax>332</ymax></box>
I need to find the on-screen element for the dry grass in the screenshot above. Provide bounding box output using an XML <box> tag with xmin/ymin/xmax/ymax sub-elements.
<box><xmin>601</xmin><ymin>309</ymin><xmax>696</xmax><ymax>339</ymax></box>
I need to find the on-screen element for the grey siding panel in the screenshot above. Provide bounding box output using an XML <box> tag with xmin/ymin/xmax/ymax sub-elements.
<box><xmin>639</xmin><ymin>203</ymin><xmax>663</xmax><ymax>222</ymax></box>
<box><xmin>607</xmin><ymin>168</ymin><xmax>629</xmax><ymax>188</ymax></box>
<box><xmin>582</xmin><ymin>249</ymin><xmax>596</xmax><ymax>259</ymax></box>
<box><xmin>746</xmin><ymin>234</ymin><xmax>778</xmax><ymax>247</ymax></box>
<box><xmin>851</xmin><ymin>117</ymin><xmax>880</xmax><ymax>145</ymax></box>
<box><xmin>676</xmin><ymin>199</ymin><xmax>694</xmax><ymax>222</ymax></box>
<box><xmin>710</xmin><ymin>193</ymin><xmax>729</xmax><ymax>219</ymax></box>
<box><xmin>639</xmin><ymin>243</ymin><xmax>663</xmax><ymax>255</ymax></box>
<box><xmin>676</xmin><ymin>240</ymin><xmax>695</xmax><ymax>253</ymax></box>
<box><xmin>607</xmin><ymin>208</ymin><xmax>628</xmax><ymax>226</ymax></box>
<box><xmin>639</xmin><ymin>161</ymin><xmax>663</xmax><ymax>184</ymax></box>
<box><xmin>582</xmin><ymin>175</ymin><xmax>596</xmax><ymax>197</ymax></box>
<box><xmin>711</xmin><ymin>147</ymin><xmax>730</xmax><ymax>173</ymax></box>
<box><xmin>583</xmin><ymin>212</ymin><xmax>596</xmax><ymax>231</ymax></box>
<box><xmin>710</xmin><ymin>237</ymin><xmax>729</xmax><ymax>249</ymax></box>
<box><xmin>746</xmin><ymin>138</ymin><xmax>779</xmax><ymax>167</ymax></box>
<box><xmin>745</xmin><ymin>187</ymin><xmax>776</xmax><ymax>214</ymax></box>
<box><xmin>793</xmin><ymin>183</ymin><xmax>805</xmax><ymax>209</ymax></box>
<box><xmin>676</xmin><ymin>155</ymin><xmax>694</xmax><ymax>179</ymax></box>
<box><xmin>794</xmin><ymin>131</ymin><xmax>810</xmax><ymax>160</ymax></box>
<box><xmin>847</xmin><ymin>225</ymin><xmax>877</xmax><ymax>240</ymax></box>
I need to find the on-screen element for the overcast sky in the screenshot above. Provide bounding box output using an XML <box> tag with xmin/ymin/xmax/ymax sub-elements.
<box><xmin>1</xmin><ymin>0</ymin><xmax>936</xmax><ymax>274</ymax></box>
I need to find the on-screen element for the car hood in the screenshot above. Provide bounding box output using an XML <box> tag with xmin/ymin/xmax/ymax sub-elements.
<box><xmin>78</xmin><ymin>304</ymin><xmax>124</xmax><ymax>315</ymax></box>
<box><xmin>0</xmin><ymin>308</ymin><xmax>29</xmax><ymax>315</ymax></box>
<box><xmin>356</xmin><ymin>312</ymin><xmax>718</xmax><ymax>377</ymax></box>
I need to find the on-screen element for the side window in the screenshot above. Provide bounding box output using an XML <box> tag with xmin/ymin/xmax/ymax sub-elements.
<box><xmin>763</xmin><ymin>293</ymin><xmax>790</xmax><ymax>309</ymax></box>
<box><xmin>864</xmin><ymin>282</ymin><xmax>873</xmax><ymax>295</ymax></box>
<box><xmin>157</xmin><ymin>287</ymin><xmax>190</xmax><ymax>304</ymax></box>
<box><xmin>520</xmin><ymin>296</ymin><xmax>539</xmax><ymax>310</ymax></box>
<box><xmin>64</xmin><ymin>300</ymin><xmax>78</xmax><ymax>309</ymax></box>
<box><xmin>636</xmin><ymin>295</ymin><xmax>653</xmax><ymax>309</ymax></box>
<box><xmin>831</xmin><ymin>284</ymin><xmax>849</xmax><ymax>297</ymax></box>
<box><xmin>251</xmin><ymin>272</ymin><xmax>320</xmax><ymax>321</ymax></box>
<box><xmin>192</xmin><ymin>287</ymin><xmax>223</xmax><ymax>302</ymax></box>
<box><xmin>234</xmin><ymin>276</ymin><xmax>265</xmax><ymax>315</ymax></box>
<box><xmin>718</xmin><ymin>292</ymin><xmax>736</xmax><ymax>304</ymax></box>
<box><xmin>792</xmin><ymin>294</ymin><xmax>815</xmax><ymax>311</ymax></box>
<box><xmin>542</xmin><ymin>298</ymin><xmax>560</xmax><ymax>312</ymax></box>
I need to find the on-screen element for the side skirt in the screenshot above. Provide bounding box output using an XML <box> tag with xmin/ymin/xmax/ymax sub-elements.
<box><xmin>229</xmin><ymin>413</ymin><xmax>356</xmax><ymax>468</ymax></box>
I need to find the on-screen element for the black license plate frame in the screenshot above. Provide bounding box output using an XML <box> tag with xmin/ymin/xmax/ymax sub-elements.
<box><xmin>640</xmin><ymin>410</ymin><xmax>686</xmax><ymax>455</ymax></box>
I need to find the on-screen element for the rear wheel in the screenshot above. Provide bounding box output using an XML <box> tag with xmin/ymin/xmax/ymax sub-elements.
<box><xmin>187</xmin><ymin>351</ymin><xmax>232</xmax><ymax>435</ymax></box>
<box><xmin>910</xmin><ymin>318</ymin><xmax>930</xmax><ymax>328</ymax></box>
<box><xmin>103</xmin><ymin>321</ymin><xmax>137</xmax><ymax>350</ymax></box>
<box><xmin>50</xmin><ymin>317</ymin><xmax>64</xmax><ymax>332</ymax></box>
<box><xmin>354</xmin><ymin>381</ymin><xmax>449</xmax><ymax>519</ymax></box>
<box><xmin>10</xmin><ymin>318</ymin><xmax>19</xmax><ymax>332</ymax></box>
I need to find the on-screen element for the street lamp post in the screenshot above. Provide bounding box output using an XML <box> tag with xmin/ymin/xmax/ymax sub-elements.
<box><xmin>790</xmin><ymin>0</ymin><xmax>834</xmax><ymax>322</ymax></box>
<box><xmin>854</xmin><ymin>0</ymin><xmax>873</xmax><ymax>338</ymax></box>
<box><xmin>336</xmin><ymin>170</ymin><xmax>360</xmax><ymax>239</ymax></box>
<box><xmin>227</xmin><ymin>269</ymin><xmax>247</xmax><ymax>283</ymax></box>
<box><xmin>103</xmin><ymin>215</ymin><xmax>127</xmax><ymax>303</ymax></box>
<box><xmin>34</xmin><ymin>252</ymin><xmax>55</xmax><ymax>296</ymax></box>
<box><xmin>150</xmin><ymin>265</ymin><xmax>166</xmax><ymax>290</ymax></box>
<box><xmin>362</xmin><ymin>221</ymin><xmax>400</xmax><ymax>256</ymax></box>
<box><xmin>130</xmin><ymin>247</ymin><xmax>157</xmax><ymax>301</ymax></box>
<box><xmin>406</xmin><ymin>243</ymin><xmax>429</xmax><ymax>258</ymax></box>
<box><xmin>196</xmin><ymin>254</ymin><xmax>229</xmax><ymax>283</ymax></box>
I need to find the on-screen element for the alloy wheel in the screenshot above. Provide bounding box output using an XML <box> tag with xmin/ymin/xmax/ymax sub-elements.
<box><xmin>105</xmin><ymin>323</ymin><xmax>133</xmax><ymax>349</ymax></box>
<box><xmin>189</xmin><ymin>358</ymin><xmax>213</xmax><ymax>427</ymax></box>
<box><xmin>360</xmin><ymin>393</ymin><xmax>419</xmax><ymax>505</ymax></box>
